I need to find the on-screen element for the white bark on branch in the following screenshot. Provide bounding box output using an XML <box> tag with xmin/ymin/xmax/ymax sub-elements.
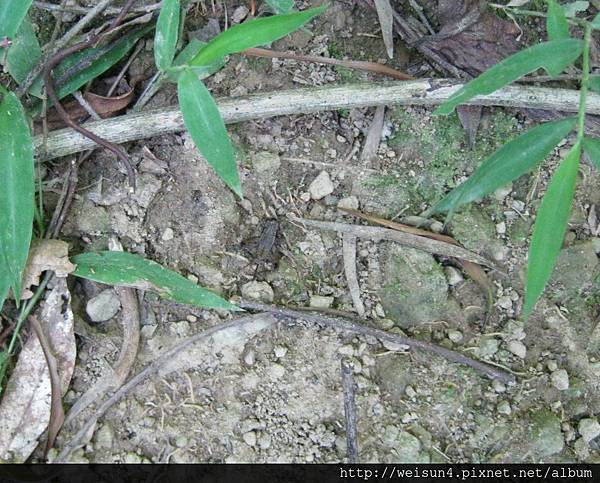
<box><xmin>35</xmin><ymin>79</ymin><xmax>597</xmax><ymax>160</ymax></box>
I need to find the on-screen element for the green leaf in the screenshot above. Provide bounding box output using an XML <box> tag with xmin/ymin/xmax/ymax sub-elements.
<box><xmin>589</xmin><ymin>75</ymin><xmax>600</xmax><ymax>94</ymax></box>
<box><xmin>546</xmin><ymin>0</ymin><xmax>570</xmax><ymax>41</ymax></box>
<box><xmin>71</xmin><ymin>251</ymin><xmax>239</xmax><ymax>311</ymax></box>
<box><xmin>428</xmin><ymin>117</ymin><xmax>576</xmax><ymax>215</ymax></box>
<box><xmin>265</xmin><ymin>0</ymin><xmax>296</xmax><ymax>14</ymax></box>
<box><xmin>583</xmin><ymin>136</ymin><xmax>600</xmax><ymax>170</ymax></box>
<box><xmin>592</xmin><ymin>12</ymin><xmax>600</xmax><ymax>29</ymax></box>
<box><xmin>563</xmin><ymin>1</ymin><xmax>590</xmax><ymax>18</ymax></box>
<box><xmin>434</xmin><ymin>39</ymin><xmax>583</xmax><ymax>115</ymax></box>
<box><xmin>4</xmin><ymin>17</ymin><xmax>42</xmax><ymax>89</ymax></box>
<box><xmin>190</xmin><ymin>5</ymin><xmax>326</xmax><ymax>67</ymax></box>
<box><xmin>30</xmin><ymin>25</ymin><xmax>152</xmax><ymax>105</ymax></box>
<box><xmin>0</xmin><ymin>92</ymin><xmax>35</xmax><ymax>310</ymax></box>
<box><xmin>0</xmin><ymin>0</ymin><xmax>33</xmax><ymax>39</ymax></box>
<box><xmin>154</xmin><ymin>0</ymin><xmax>180</xmax><ymax>71</ymax></box>
<box><xmin>523</xmin><ymin>142</ymin><xmax>581</xmax><ymax>318</ymax></box>
<box><xmin>178</xmin><ymin>69</ymin><xmax>242</xmax><ymax>196</ymax></box>
<box><xmin>164</xmin><ymin>38</ymin><xmax>226</xmax><ymax>82</ymax></box>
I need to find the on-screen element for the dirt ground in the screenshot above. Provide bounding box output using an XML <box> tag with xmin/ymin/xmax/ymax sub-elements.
<box><xmin>18</xmin><ymin>0</ymin><xmax>600</xmax><ymax>463</ymax></box>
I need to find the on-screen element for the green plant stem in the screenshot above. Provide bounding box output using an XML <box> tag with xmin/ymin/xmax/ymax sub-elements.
<box><xmin>577</xmin><ymin>23</ymin><xmax>592</xmax><ymax>141</ymax></box>
<box><xmin>489</xmin><ymin>3</ymin><xmax>587</xmax><ymax>27</ymax></box>
<box><xmin>0</xmin><ymin>274</ymin><xmax>51</xmax><ymax>390</ymax></box>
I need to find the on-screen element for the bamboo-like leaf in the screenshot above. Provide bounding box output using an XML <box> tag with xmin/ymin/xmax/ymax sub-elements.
<box><xmin>178</xmin><ymin>69</ymin><xmax>242</xmax><ymax>196</ymax></box>
<box><xmin>428</xmin><ymin>117</ymin><xmax>576</xmax><ymax>215</ymax></box>
<box><xmin>190</xmin><ymin>5</ymin><xmax>326</xmax><ymax>67</ymax></box>
<box><xmin>0</xmin><ymin>0</ymin><xmax>33</xmax><ymax>39</ymax></box>
<box><xmin>434</xmin><ymin>39</ymin><xmax>583</xmax><ymax>115</ymax></box>
<box><xmin>154</xmin><ymin>0</ymin><xmax>180</xmax><ymax>71</ymax></box>
<box><xmin>583</xmin><ymin>136</ymin><xmax>600</xmax><ymax>170</ymax></box>
<box><xmin>30</xmin><ymin>25</ymin><xmax>152</xmax><ymax>106</ymax></box>
<box><xmin>523</xmin><ymin>143</ymin><xmax>581</xmax><ymax>318</ymax></box>
<box><xmin>593</xmin><ymin>12</ymin><xmax>600</xmax><ymax>29</ymax></box>
<box><xmin>5</xmin><ymin>17</ymin><xmax>41</xmax><ymax>88</ymax></box>
<box><xmin>546</xmin><ymin>0</ymin><xmax>570</xmax><ymax>41</ymax></box>
<box><xmin>71</xmin><ymin>251</ymin><xmax>239</xmax><ymax>311</ymax></box>
<box><xmin>0</xmin><ymin>92</ymin><xmax>35</xmax><ymax>310</ymax></box>
<box><xmin>165</xmin><ymin>38</ymin><xmax>226</xmax><ymax>82</ymax></box>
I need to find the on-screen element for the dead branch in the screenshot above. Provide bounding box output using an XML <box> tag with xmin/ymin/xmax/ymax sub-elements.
<box><xmin>35</xmin><ymin>80</ymin><xmax>598</xmax><ymax>161</ymax></box>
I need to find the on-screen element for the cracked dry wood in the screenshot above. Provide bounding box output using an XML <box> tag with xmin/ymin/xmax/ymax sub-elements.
<box><xmin>36</xmin><ymin>80</ymin><xmax>600</xmax><ymax>161</ymax></box>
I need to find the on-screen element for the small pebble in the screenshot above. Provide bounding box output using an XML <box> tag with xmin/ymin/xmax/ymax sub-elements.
<box><xmin>497</xmin><ymin>401</ymin><xmax>512</xmax><ymax>415</ymax></box>
<box><xmin>551</xmin><ymin>368</ymin><xmax>570</xmax><ymax>391</ymax></box>
<box><xmin>241</xmin><ymin>281</ymin><xmax>274</xmax><ymax>303</ymax></box>
<box><xmin>447</xmin><ymin>330</ymin><xmax>463</xmax><ymax>343</ymax></box>
<box><xmin>492</xmin><ymin>379</ymin><xmax>506</xmax><ymax>393</ymax></box>
<box><xmin>547</xmin><ymin>360</ymin><xmax>558</xmax><ymax>372</ymax></box>
<box><xmin>444</xmin><ymin>267</ymin><xmax>463</xmax><ymax>286</ymax></box>
<box><xmin>258</xmin><ymin>433</ymin><xmax>272</xmax><ymax>449</ymax></box>
<box><xmin>308</xmin><ymin>171</ymin><xmax>335</xmax><ymax>200</ymax></box>
<box><xmin>268</xmin><ymin>363</ymin><xmax>286</xmax><ymax>380</ymax></box>
<box><xmin>309</xmin><ymin>295</ymin><xmax>333</xmax><ymax>308</ymax></box>
<box><xmin>496</xmin><ymin>222</ymin><xmax>506</xmax><ymax>235</ymax></box>
<box><xmin>86</xmin><ymin>289</ymin><xmax>121</xmax><ymax>322</ymax></box>
<box><xmin>242</xmin><ymin>431</ymin><xmax>257</xmax><ymax>447</ymax></box>
<box><xmin>578</xmin><ymin>418</ymin><xmax>600</xmax><ymax>442</ymax></box>
<box><xmin>337</xmin><ymin>196</ymin><xmax>359</xmax><ymax>210</ymax></box>
<box><xmin>161</xmin><ymin>227</ymin><xmax>174</xmax><ymax>241</ymax></box>
<box><xmin>507</xmin><ymin>340</ymin><xmax>527</xmax><ymax>359</ymax></box>
<box><xmin>273</xmin><ymin>346</ymin><xmax>288</xmax><ymax>358</ymax></box>
<box><xmin>497</xmin><ymin>295</ymin><xmax>513</xmax><ymax>310</ymax></box>
<box><xmin>338</xmin><ymin>344</ymin><xmax>355</xmax><ymax>356</ymax></box>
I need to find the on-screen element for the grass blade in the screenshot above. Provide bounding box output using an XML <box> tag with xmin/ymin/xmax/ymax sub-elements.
<box><xmin>190</xmin><ymin>5</ymin><xmax>326</xmax><ymax>66</ymax></box>
<box><xmin>0</xmin><ymin>0</ymin><xmax>33</xmax><ymax>38</ymax></box>
<box><xmin>265</xmin><ymin>0</ymin><xmax>296</xmax><ymax>14</ymax></box>
<box><xmin>428</xmin><ymin>117</ymin><xmax>576</xmax><ymax>215</ymax></box>
<box><xmin>71</xmin><ymin>251</ymin><xmax>239</xmax><ymax>311</ymax></box>
<box><xmin>165</xmin><ymin>38</ymin><xmax>226</xmax><ymax>82</ymax></box>
<box><xmin>154</xmin><ymin>0</ymin><xmax>180</xmax><ymax>71</ymax></box>
<box><xmin>178</xmin><ymin>69</ymin><xmax>242</xmax><ymax>196</ymax></box>
<box><xmin>434</xmin><ymin>39</ymin><xmax>583</xmax><ymax>115</ymax></box>
<box><xmin>0</xmin><ymin>92</ymin><xmax>35</xmax><ymax>309</ymax></box>
<box><xmin>583</xmin><ymin>136</ymin><xmax>600</xmax><ymax>170</ymax></box>
<box><xmin>523</xmin><ymin>143</ymin><xmax>581</xmax><ymax>318</ymax></box>
<box><xmin>546</xmin><ymin>0</ymin><xmax>570</xmax><ymax>41</ymax></box>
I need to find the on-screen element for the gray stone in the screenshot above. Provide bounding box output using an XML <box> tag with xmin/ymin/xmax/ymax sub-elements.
<box><xmin>86</xmin><ymin>289</ymin><xmax>121</xmax><ymax>322</ymax></box>
<box><xmin>241</xmin><ymin>281</ymin><xmax>274</xmax><ymax>303</ymax></box>
<box><xmin>242</xmin><ymin>431</ymin><xmax>257</xmax><ymax>447</ymax></box>
<box><xmin>530</xmin><ymin>409</ymin><xmax>564</xmax><ymax>457</ymax></box>
<box><xmin>337</xmin><ymin>196</ymin><xmax>359</xmax><ymax>210</ymax></box>
<box><xmin>253</xmin><ymin>151</ymin><xmax>281</xmax><ymax>174</ymax></box>
<box><xmin>309</xmin><ymin>295</ymin><xmax>333</xmax><ymax>308</ymax></box>
<box><xmin>507</xmin><ymin>340</ymin><xmax>527</xmax><ymax>359</ymax></box>
<box><xmin>308</xmin><ymin>171</ymin><xmax>335</xmax><ymax>200</ymax></box>
<box><xmin>551</xmin><ymin>369</ymin><xmax>570</xmax><ymax>391</ymax></box>
<box><xmin>579</xmin><ymin>418</ymin><xmax>600</xmax><ymax>443</ymax></box>
<box><xmin>379</xmin><ymin>244</ymin><xmax>458</xmax><ymax>328</ymax></box>
<box><xmin>478</xmin><ymin>336</ymin><xmax>500</xmax><ymax>359</ymax></box>
<box><xmin>497</xmin><ymin>401</ymin><xmax>511</xmax><ymax>415</ymax></box>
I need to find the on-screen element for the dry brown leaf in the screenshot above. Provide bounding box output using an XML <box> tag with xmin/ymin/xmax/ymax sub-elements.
<box><xmin>0</xmin><ymin>278</ymin><xmax>75</xmax><ymax>462</ymax></box>
<box><xmin>21</xmin><ymin>239</ymin><xmax>76</xmax><ymax>300</ymax></box>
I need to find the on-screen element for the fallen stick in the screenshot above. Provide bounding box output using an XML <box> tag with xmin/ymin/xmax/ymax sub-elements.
<box><xmin>36</xmin><ymin>79</ymin><xmax>599</xmax><ymax>161</ymax></box>
<box><xmin>290</xmin><ymin>214</ymin><xmax>493</xmax><ymax>267</ymax></box>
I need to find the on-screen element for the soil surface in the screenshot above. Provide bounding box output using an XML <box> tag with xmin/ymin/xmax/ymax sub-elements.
<box><xmin>22</xmin><ymin>0</ymin><xmax>600</xmax><ymax>463</ymax></box>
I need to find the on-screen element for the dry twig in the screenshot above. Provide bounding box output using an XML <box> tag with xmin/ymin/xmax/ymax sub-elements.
<box><xmin>341</xmin><ymin>359</ymin><xmax>359</xmax><ymax>463</ymax></box>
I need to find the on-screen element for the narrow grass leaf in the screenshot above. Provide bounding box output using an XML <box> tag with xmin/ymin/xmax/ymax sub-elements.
<box><xmin>178</xmin><ymin>69</ymin><xmax>242</xmax><ymax>196</ymax></box>
<box><xmin>593</xmin><ymin>12</ymin><xmax>600</xmax><ymax>29</ymax></box>
<box><xmin>190</xmin><ymin>5</ymin><xmax>326</xmax><ymax>66</ymax></box>
<box><xmin>583</xmin><ymin>136</ymin><xmax>600</xmax><ymax>170</ymax></box>
<box><xmin>5</xmin><ymin>17</ymin><xmax>41</xmax><ymax>88</ymax></box>
<box><xmin>0</xmin><ymin>92</ymin><xmax>35</xmax><ymax>308</ymax></box>
<box><xmin>265</xmin><ymin>0</ymin><xmax>296</xmax><ymax>14</ymax></box>
<box><xmin>154</xmin><ymin>0</ymin><xmax>180</xmax><ymax>71</ymax></box>
<box><xmin>72</xmin><ymin>251</ymin><xmax>239</xmax><ymax>311</ymax></box>
<box><xmin>434</xmin><ymin>39</ymin><xmax>583</xmax><ymax>115</ymax></box>
<box><xmin>429</xmin><ymin>117</ymin><xmax>576</xmax><ymax>215</ymax></box>
<box><xmin>523</xmin><ymin>143</ymin><xmax>581</xmax><ymax>318</ymax></box>
<box><xmin>0</xmin><ymin>0</ymin><xmax>33</xmax><ymax>39</ymax></box>
<box><xmin>546</xmin><ymin>0</ymin><xmax>570</xmax><ymax>41</ymax></box>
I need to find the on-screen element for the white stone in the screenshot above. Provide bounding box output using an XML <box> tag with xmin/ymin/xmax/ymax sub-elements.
<box><xmin>496</xmin><ymin>222</ymin><xmax>506</xmax><ymax>235</ymax></box>
<box><xmin>507</xmin><ymin>340</ymin><xmax>527</xmax><ymax>359</ymax></box>
<box><xmin>308</xmin><ymin>171</ymin><xmax>335</xmax><ymax>200</ymax></box>
<box><xmin>86</xmin><ymin>289</ymin><xmax>121</xmax><ymax>322</ymax></box>
<box><xmin>444</xmin><ymin>266</ymin><xmax>463</xmax><ymax>286</ymax></box>
<box><xmin>273</xmin><ymin>346</ymin><xmax>288</xmax><ymax>358</ymax></box>
<box><xmin>447</xmin><ymin>330</ymin><xmax>463</xmax><ymax>343</ymax></box>
<box><xmin>309</xmin><ymin>295</ymin><xmax>333</xmax><ymax>308</ymax></box>
<box><xmin>578</xmin><ymin>418</ymin><xmax>600</xmax><ymax>442</ymax></box>
<box><xmin>551</xmin><ymin>369</ymin><xmax>570</xmax><ymax>391</ymax></box>
<box><xmin>241</xmin><ymin>281</ymin><xmax>274</xmax><ymax>303</ymax></box>
<box><xmin>268</xmin><ymin>363</ymin><xmax>286</xmax><ymax>380</ymax></box>
<box><xmin>242</xmin><ymin>431</ymin><xmax>257</xmax><ymax>446</ymax></box>
<box><xmin>161</xmin><ymin>227</ymin><xmax>174</xmax><ymax>241</ymax></box>
<box><xmin>337</xmin><ymin>196</ymin><xmax>359</xmax><ymax>210</ymax></box>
